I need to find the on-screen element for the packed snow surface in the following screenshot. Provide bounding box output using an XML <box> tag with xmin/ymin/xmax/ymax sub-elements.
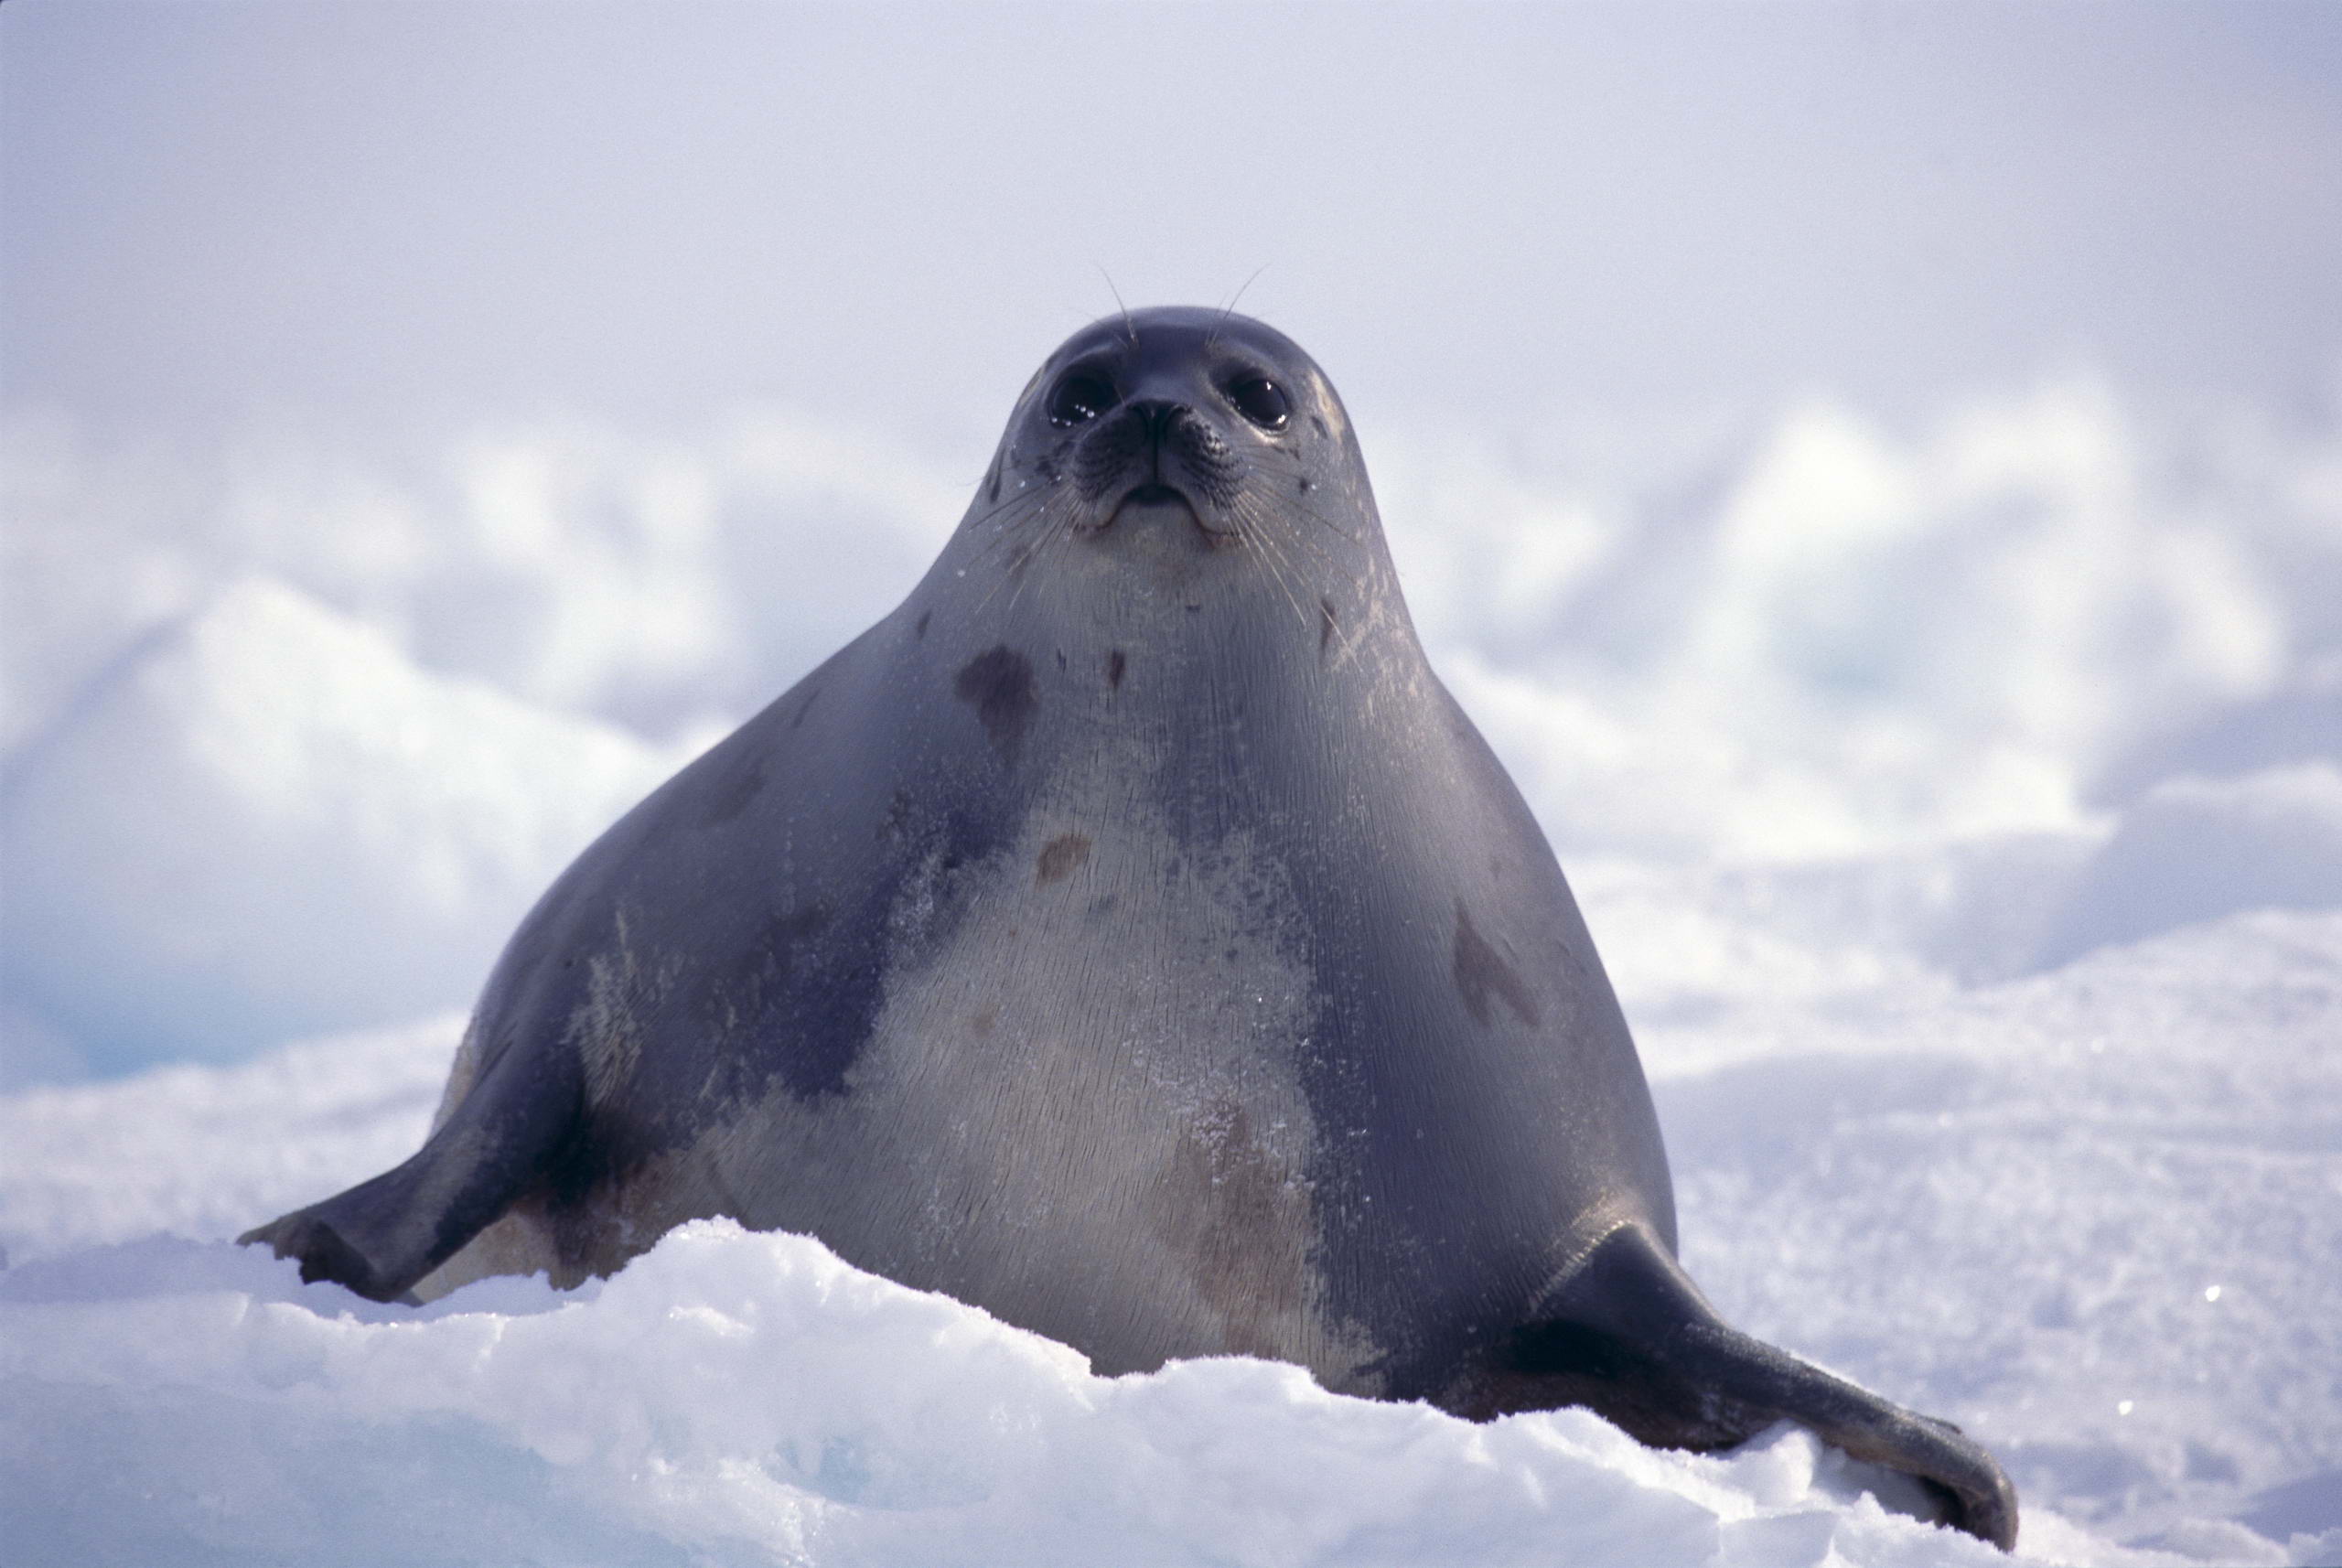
<box><xmin>4</xmin><ymin>382</ymin><xmax>2339</xmax><ymax>1564</ymax></box>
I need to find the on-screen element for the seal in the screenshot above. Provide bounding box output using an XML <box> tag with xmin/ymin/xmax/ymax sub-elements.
<box><xmin>244</xmin><ymin>307</ymin><xmax>2019</xmax><ymax>1548</ymax></box>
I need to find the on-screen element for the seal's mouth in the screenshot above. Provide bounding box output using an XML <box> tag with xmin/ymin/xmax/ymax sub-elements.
<box><xmin>1099</xmin><ymin>480</ymin><xmax>1240</xmax><ymax>547</ymax></box>
<box><xmin>1100</xmin><ymin>480</ymin><xmax>1198</xmax><ymax>529</ymax></box>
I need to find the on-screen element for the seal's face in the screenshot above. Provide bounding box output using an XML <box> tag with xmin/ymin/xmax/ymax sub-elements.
<box><xmin>972</xmin><ymin>307</ymin><xmax>1371</xmax><ymax>570</ymax></box>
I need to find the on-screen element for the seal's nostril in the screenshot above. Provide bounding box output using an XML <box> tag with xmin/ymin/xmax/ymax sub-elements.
<box><xmin>1125</xmin><ymin>400</ymin><xmax>1182</xmax><ymax>441</ymax></box>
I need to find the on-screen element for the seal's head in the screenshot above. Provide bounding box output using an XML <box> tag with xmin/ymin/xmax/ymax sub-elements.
<box><xmin>968</xmin><ymin>307</ymin><xmax>1381</xmax><ymax>575</ymax></box>
<box><xmin>919</xmin><ymin>306</ymin><xmax>1413</xmax><ymax>694</ymax></box>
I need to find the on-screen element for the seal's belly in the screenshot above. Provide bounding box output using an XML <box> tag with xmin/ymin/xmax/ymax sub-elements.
<box><xmin>592</xmin><ymin>800</ymin><xmax>1381</xmax><ymax>1387</ymax></box>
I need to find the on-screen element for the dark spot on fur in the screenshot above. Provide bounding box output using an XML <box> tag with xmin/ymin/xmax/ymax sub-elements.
<box><xmin>1146</xmin><ymin>1097</ymin><xmax>1309</xmax><ymax>1359</ymax></box>
<box><xmin>1036</xmin><ymin>831</ymin><xmax>1092</xmax><ymax>886</ymax></box>
<box><xmin>1298</xmin><ymin>476</ymin><xmax>1314</xmax><ymax>494</ymax></box>
<box><xmin>705</xmin><ymin>899</ymin><xmax>884</xmax><ymax>1101</ymax></box>
<box><xmin>744</xmin><ymin>905</ymin><xmax>830</xmax><ymax>970</ymax></box>
<box><xmin>915</xmin><ymin>609</ymin><xmax>930</xmax><ymax>640</ymax></box>
<box><xmin>880</xmin><ymin>787</ymin><xmax>916</xmax><ymax>845</ymax></box>
<box><xmin>1107</xmin><ymin>649</ymin><xmax>1126</xmax><ymax>689</ymax></box>
<box><xmin>1056</xmin><ymin>648</ymin><xmax>1068</xmax><ymax>671</ymax></box>
<box><xmin>699</xmin><ymin>750</ymin><xmax>767</xmax><ymax>827</ymax></box>
<box><xmin>1086</xmin><ymin>892</ymin><xmax>1118</xmax><ymax>917</ymax></box>
<box><xmin>1319</xmin><ymin>598</ymin><xmax>1337</xmax><ymax>657</ymax></box>
<box><xmin>705</xmin><ymin>872</ymin><xmax>937</xmax><ymax>1102</ymax></box>
<box><xmin>789</xmin><ymin>687</ymin><xmax>821</xmax><ymax>731</ymax></box>
<box><xmin>878</xmin><ymin>799</ymin><xmax>1016</xmax><ymax>961</ymax></box>
<box><xmin>971</xmin><ymin>1004</ymin><xmax>997</xmax><ymax>1037</ymax></box>
<box><xmin>953</xmin><ymin>645</ymin><xmax>1037</xmax><ymax>763</ymax></box>
<box><xmin>1454</xmin><ymin>901</ymin><xmax>1541</xmax><ymax>1029</ymax></box>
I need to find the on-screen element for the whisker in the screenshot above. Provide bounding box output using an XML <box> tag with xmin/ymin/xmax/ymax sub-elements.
<box><xmin>964</xmin><ymin>479</ymin><xmax>1064</xmax><ymax>553</ymax></box>
<box><xmin>1095</xmin><ymin>263</ymin><xmax>1135</xmax><ymax>344</ymax></box>
<box><xmin>1001</xmin><ymin>500</ymin><xmax>1078</xmax><ymax>621</ymax></box>
<box><xmin>966</xmin><ymin>487</ymin><xmax>1078</xmax><ymax>619</ymax></box>
<box><xmin>1207</xmin><ymin>265</ymin><xmax>1268</xmax><ymax>350</ymax></box>
<box><xmin>1233</xmin><ymin>489</ymin><xmax>1362</xmax><ymax>586</ymax></box>
<box><xmin>1279</xmin><ymin>485</ymin><xmax>1364</xmax><ymax>546</ymax></box>
<box><xmin>962</xmin><ymin>510</ymin><xmax>1051</xmax><ymax>574</ymax></box>
<box><xmin>1283</xmin><ymin>493</ymin><xmax>1364</xmax><ymax>544</ymax></box>
<box><xmin>1231</xmin><ymin>497</ymin><xmax>1316</xmax><ymax>636</ymax></box>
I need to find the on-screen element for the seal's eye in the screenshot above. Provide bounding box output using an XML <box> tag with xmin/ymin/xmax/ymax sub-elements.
<box><xmin>1047</xmin><ymin>371</ymin><xmax>1117</xmax><ymax>427</ymax></box>
<box><xmin>1226</xmin><ymin>373</ymin><xmax>1291</xmax><ymax>432</ymax></box>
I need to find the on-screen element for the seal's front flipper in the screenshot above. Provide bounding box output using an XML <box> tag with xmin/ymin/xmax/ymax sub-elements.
<box><xmin>1490</xmin><ymin>1225</ymin><xmax>2019</xmax><ymax>1552</ymax></box>
<box><xmin>239</xmin><ymin>1042</ymin><xmax>579</xmax><ymax>1304</ymax></box>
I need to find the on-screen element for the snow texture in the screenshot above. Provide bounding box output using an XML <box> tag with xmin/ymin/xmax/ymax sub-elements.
<box><xmin>4</xmin><ymin>382</ymin><xmax>2339</xmax><ymax>1564</ymax></box>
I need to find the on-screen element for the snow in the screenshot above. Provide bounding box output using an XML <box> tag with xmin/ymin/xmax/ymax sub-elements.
<box><xmin>0</xmin><ymin>582</ymin><xmax>677</xmax><ymax>1069</ymax></box>
<box><xmin>0</xmin><ymin>1219</ymin><xmax>2020</xmax><ymax>1568</ymax></box>
<box><xmin>3</xmin><ymin>380</ymin><xmax>2339</xmax><ymax>1564</ymax></box>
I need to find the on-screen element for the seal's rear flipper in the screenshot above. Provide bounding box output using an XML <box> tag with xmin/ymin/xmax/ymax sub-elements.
<box><xmin>239</xmin><ymin>1043</ymin><xmax>579</xmax><ymax>1304</ymax></box>
<box><xmin>1483</xmin><ymin>1225</ymin><xmax>2019</xmax><ymax>1552</ymax></box>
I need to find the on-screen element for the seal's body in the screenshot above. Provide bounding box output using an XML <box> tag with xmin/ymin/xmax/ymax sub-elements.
<box><xmin>249</xmin><ymin>309</ymin><xmax>2018</xmax><ymax>1548</ymax></box>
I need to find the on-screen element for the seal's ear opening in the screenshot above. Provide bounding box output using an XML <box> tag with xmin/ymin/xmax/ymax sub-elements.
<box><xmin>1466</xmin><ymin>1225</ymin><xmax>2020</xmax><ymax>1552</ymax></box>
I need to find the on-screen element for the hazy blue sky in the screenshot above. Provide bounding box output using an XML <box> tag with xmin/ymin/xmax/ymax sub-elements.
<box><xmin>5</xmin><ymin>1</ymin><xmax>2339</xmax><ymax>454</ymax></box>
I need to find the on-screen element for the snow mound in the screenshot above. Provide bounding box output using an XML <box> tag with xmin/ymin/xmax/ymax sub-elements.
<box><xmin>0</xmin><ymin>580</ymin><xmax>674</xmax><ymax>1073</ymax></box>
<box><xmin>1651</xmin><ymin>911</ymin><xmax>2342</xmax><ymax>1557</ymax></box>
<box><xmin>3</xmin><ymin>1219</ymin><xmax>2023</xmax><ymax>1568</ymax></box>
<box><xmin>2034</xmin><ymin>764</ymin><xmax>2342</xmax><ymax>969</ymax></box>
<box><xmin>0</xmin><ymin>1014</ymin><xmax>455</xmax><ymax>1266</ymax></box>
<box><xmin>1383</xmin><ymin>381</ymin><xmax>2330</xmax><ymax>862</ymax></box>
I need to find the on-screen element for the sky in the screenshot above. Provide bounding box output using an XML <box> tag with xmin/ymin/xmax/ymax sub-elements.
<box><xmin>5</xmin><ymin>1</ymin><xmax>2340</xmax><ymax>464</ymax></box>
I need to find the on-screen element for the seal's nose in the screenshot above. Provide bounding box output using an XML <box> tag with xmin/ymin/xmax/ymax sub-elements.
<box><xmin>1123</xmin><ymin>400</ymin><xmax>1183</xmax><ymax>445</ymax></box>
